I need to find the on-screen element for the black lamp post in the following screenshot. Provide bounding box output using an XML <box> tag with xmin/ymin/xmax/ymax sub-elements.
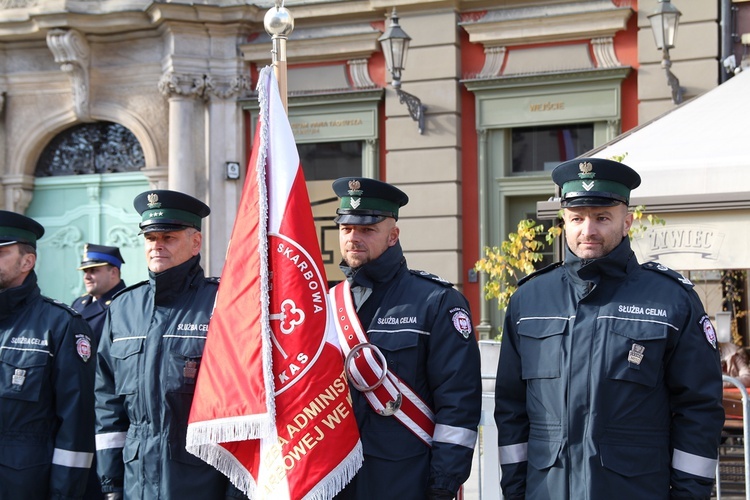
<box><xmin>378</xmin><ymin>9</ymin><xmax>426</xmax><ymax>134</ymax></box>
<box><xmin>648</xmin><ymin>0</ymin><xmax>684</xmax><ymax>104</ymax></box>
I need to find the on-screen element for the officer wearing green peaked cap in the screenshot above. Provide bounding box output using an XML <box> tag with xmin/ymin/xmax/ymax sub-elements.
<box><xmin>332</xmin><ymin>177</ymin><xmax>409</xmax><ymax>225</ymax></box>
<box><xmin>133</xmin><ymin>189</ymin><xmax>210</xmax><ymax>234</ymax></box>
<box><xmin>551</xmin><ymin>157</ymin><xmax>641</xmax><ymax>207</ymax></box>
<box><xmin>0</xmin><ymin>210</ymin><xmax>45</xmax><ymax>248</ymax></box>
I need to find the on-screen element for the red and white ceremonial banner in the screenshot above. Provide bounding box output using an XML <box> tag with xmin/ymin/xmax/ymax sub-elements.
<box><xmin>186</xmin><ymin>65</ymin><xmax>362</xmax><ymax>499</ymax></box>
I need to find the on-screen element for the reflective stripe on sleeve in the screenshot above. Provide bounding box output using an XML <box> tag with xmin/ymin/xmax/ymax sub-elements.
<box><xmin>52</xmin><ymin>448</ymin><xmax>93</xmax><ymax>468</ymax></box>
<box><xmin>433</xmin><ymin>423</ymin><xmax>477</xmax><ymax>449</ymax></box>
<box><xmin>96</xmin><ymin>431</ymin><xmax>127</xmax><ymax>450</ymax></box>
<box><xmin>499</xmin><ymin>442</ymin><xmax>528</xmax><ymax>464</ymax></box>
<box><xmin>672</xmin><ymin>448</ymin><xmax>717</xmax><ymax>479</ymax></box>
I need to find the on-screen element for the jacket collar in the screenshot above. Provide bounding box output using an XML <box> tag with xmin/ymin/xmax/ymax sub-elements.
<box><xmin>149</xmin><ymin>255</ymin><xmax>204</xmax><ymax>305</ymax></box>
<box><xmin>565</xmin><ymin>237</ymin><xmax>637</xmax><ymax>285</ymax></box>
<box><xmin>0</xmin><ymin>271</ymin><xmax>40</xmax><ymax>320</ymax></box>
<box><xmin>339</xmin><ymin>240</ymin><xmax>405</xmax><ymax>289</ymax></box>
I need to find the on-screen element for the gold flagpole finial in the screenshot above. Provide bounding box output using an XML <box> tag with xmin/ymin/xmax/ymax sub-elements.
<box><xmin>264</xmin><ymin>2</ymin><xmax>294</xmax><ymax>113</ymax></box>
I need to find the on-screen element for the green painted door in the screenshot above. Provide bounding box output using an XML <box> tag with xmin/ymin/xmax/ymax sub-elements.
<box><xmin>26</xmin><ymin>172</ymin><xmax>150</xmax><ymax>304</ymax></box>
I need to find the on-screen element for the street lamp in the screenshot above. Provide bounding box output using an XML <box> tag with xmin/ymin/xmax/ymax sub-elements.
<box><xmin>648</xmin><ymin>0</ymin><xmax>684</xmax><ymax>104</ymax></box>
<box><xmin>378</xmin><ymin>8</ymin><xmax>426</xmax><ymax>134</ymax></box>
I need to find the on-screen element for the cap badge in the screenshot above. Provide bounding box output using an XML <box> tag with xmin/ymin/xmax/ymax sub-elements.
<box><xmin>146</xmin><ymin>192</ymin><xmax>161</xmax><ymax>209</ymax></box>
<box><xmin>347</xmin><ymin>180</ymin><xmax>363</xmax><ymax>196</ymax></box>
<box><xmin>578</xmin><ymin>161</ymin><xmax>595</xmax><ymax>179</ymax></box>
<box><xmin>349</xmin><ymin>198</ymin><xmax>361</xmax><ymax>209</ymax></box>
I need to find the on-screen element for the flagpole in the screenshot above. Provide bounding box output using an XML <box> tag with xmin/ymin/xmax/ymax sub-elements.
<box><xmin>264</xmin><ymin>0</ymin><xmax>294</xmax><ymax>113</ymax></box>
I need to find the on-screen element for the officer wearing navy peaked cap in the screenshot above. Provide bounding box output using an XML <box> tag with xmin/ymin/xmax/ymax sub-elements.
<box><xmin>95</xmin><ymin>190</ymin><xmax>241</xmax><ymax>499</ymax></box>
<box><xmin>494</xmin><ymin>157</ymin><xmax>723</xmax><ymax>499</ymax></box>
<box><xmin>72</xmin><ymin>243</ymin><xmax>127</xmax><ymax>500</ymax></box>
<box><xmin>0</xmin><ymin>210</ymin><xmax>96</xmax><ymax>498</ymax></box>
<box><xmin>331</xmin><ymin>178</ymin><xmax>481</xmax><ymax>500</ymax></box>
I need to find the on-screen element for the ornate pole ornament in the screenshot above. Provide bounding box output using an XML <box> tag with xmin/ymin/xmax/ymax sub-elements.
<box><xmin>264</xmin><ymin>0</ymin><xmax>294</xmax><ymax>112</ymax></box>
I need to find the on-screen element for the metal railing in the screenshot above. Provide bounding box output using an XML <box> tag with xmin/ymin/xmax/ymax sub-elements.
<box><xmin>717</xmin><ymin>375</ymin><xmax>750</xmax><ymax>500</ymax></box>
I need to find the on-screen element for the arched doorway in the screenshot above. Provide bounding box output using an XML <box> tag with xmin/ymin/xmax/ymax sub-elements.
<box><xmin>26</xmin><ymin>122</ymin><xmax>150</xmax><ymax>303</ymax></box>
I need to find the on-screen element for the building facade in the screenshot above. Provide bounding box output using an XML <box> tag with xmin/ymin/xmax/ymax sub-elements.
<box><xmin>1</xmin><ymin>0</ymin><xmax>748</xmax><ymax>337</ymax></box>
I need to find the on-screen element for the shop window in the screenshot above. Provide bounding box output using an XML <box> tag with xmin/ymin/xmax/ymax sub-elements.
<box><xmin>511</xmin><ymin>123</ymin><xmax>594</xmax><ymax>174</ymax></box>
<box><xmin>298</xmin><ymin>141</ymin><xmax>362</xmax><ymax>181</ymax></box>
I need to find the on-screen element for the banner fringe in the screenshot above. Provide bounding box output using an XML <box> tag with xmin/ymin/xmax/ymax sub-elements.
<box><xmin>256</xmin><ymin>66</ymin><xmax>277</xmax><ymax>423</ymax></box>
<box><xmin>184</xmin><ymin>441</ymin><xmax>258</xmax><ymax>498</ymax></box>
<box><xmin>302</xmin><ymin>441</ymin><xmax>363</xmax><ymax>500</ymax></box>
<box><xmin>186</xmin><ymin>414</ymin><xmax>275</xmax><ymax>447</ymax></box>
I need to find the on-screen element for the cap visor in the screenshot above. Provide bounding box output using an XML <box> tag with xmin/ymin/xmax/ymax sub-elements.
<box><xmin>139</xmin><ymin>224</ymin><xmax>191</xmax><ymax>235</ymax></box>
<box><xmin>334</xmin><ymin>214</ymin><xmax>387</xmax><ymax>225</ymax></box>
<box><xmin>78</xmin><ymin>261</ymin><xmax>111</xmax><ymax>271</ymax></box>
<box><xmin>562</xmin><ymin>197</ymin><xmax>623</xmax><ymax>208</ymax></box>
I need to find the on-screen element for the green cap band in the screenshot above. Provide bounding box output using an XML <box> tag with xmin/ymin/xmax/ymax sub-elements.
<box><xmin>339</xmin><ymin>196</ymin><xmax>400</xmax><ymax>217</ymax></box>
<box><xmin>562</xmin><ymin>179</ymin><xmax>631</xmax><ymax>201</ymax></box>
<box><xmin>0</xmin><ymin>226</ymin><xmax>37</xmax><ymax>244</ymax></box>
<box><xmin>141</xmin><ymin>208</ymin><xmax>202</xmax><ymax>229</ymax></box>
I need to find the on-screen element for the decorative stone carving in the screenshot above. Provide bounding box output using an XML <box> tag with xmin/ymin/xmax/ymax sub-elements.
<box><xmin>591</xmin><ymin>37</ymin><xmax>620</xmax><ymax>69</ymax></box>
<box><xmin>158</xmin><ymin>72</ymin><xmax>209</xmax><ymax>100</ymax></box>
<box><xmin>107</xmin><ymin>225</ymin><xmax>141</xmax><ymax>249</ymax></box>
<box><xmin>204</xmin><ymin>74</ymin><xmax>251</xmax><ymax>100</ymax></box>
<box><xmin>45</xmin><ymin>225</ymin><xmax>83</xmax><ymax>250</ymax></box>
<box><xmin>10</xmin><ymin>185</ymin><xmax>32</xmax><ymax>213</ymax></box>
<box><xmin>477</xmin><ymin>46</ymin><xmax>506</xmax><ymax>79</ymax></box>
<box><xmin>46</xmin><ymin>29</ymin><xmax>92</xmax><ymax>121</ymax></box>
<box><xmin>347</xmin><ymin>59</ymin><xmax>376</xmax><ymax>89</ymax></box>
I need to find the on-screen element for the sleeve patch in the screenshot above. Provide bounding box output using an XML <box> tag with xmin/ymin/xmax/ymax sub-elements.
<box><xmin>450</xmin><ymin>307</ymin><xmax>472</xmax><ymax>339</ymax></box>
<box><xmin>75</xmin><ymin>334</ymin><xmax>93</xmax><ymax>362</ymax></box>
<box><xmin>700</xmin><ymin>315</ymin><xmax>718</xmax><ymax>350</ymax></box>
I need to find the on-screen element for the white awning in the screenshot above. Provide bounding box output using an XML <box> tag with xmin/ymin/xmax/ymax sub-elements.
<box><xmin>591</xmin><ymin>69</ymin><xmax>750</xmax><ymax>198</ymax></box>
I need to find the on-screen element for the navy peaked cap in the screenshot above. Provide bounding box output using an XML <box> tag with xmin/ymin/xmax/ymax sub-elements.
<box><xmin>79</xmin><ymin>243</ymin><xmax>125</xmax><ymax>270</ymax></box>
<box><xmin>333</xmin><ymin>177</ymin><xmax>409</xmax><ymax>225</ymax></box>
<box><xmin>552</xmin><ymin>157</ymin><xmax>641</xmax><ymax>207</ymax></box>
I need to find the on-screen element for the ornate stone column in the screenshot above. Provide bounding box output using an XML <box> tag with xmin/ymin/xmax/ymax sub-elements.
<box><xmin>203</xmin><ymin>73</ymin><xmax>250</xmax><ymax>274</ymax></box>
<box><xmin>46</xmin><ymin>29</ymin><xmax>91</xmax><ymax>122</ymax></box>
<box><xmin>158</xmin><ymin>71</ymin><xmax>208</xmax><ymax>196</ymax></box>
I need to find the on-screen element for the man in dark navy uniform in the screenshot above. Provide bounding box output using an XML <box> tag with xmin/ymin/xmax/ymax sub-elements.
<box><xmin>494</xmin><ymin>158</ymin><xmax>724</xmax><ymax>499</ymax></box>
<box><xmin>72</xmin><ymin>244</ymin><xmax>126</xmax><ymax>339</ymax></box>
<box><xmin>330</xmin><ymin>178</ymin><xmax>481</xmax><ymax>500</ymax></box>
<box><xmin>0</xmin><ymin>210</ymin><xmax>96</xmax><ymax>499</ymax></box>
<box><xmin>95</xmin><ymin>190</ymin><xmax>243</xmax><ymax>500</ymax></box>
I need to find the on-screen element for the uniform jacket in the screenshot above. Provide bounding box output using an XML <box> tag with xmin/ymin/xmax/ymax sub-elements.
<box><xmin>95</xmin><ymin>255</ymin><xmax>234</xmax><ymax>499</ymax></box>
<box><xmin>335</xmin><ymin>242</ymin><xmax>482</xmax><ymax>499</ymax></box>
<box><xmin>72</xmin><ymin>280</ymin><xmax>126</xmax><ymax>339</ymax></box>
<box><xmin>495</xmin><ymin>238</ymin><xmax>724</xmax><ymax>500</ymax></box>
<box><xmin>0</xmin><ymin>271</ymin><xmax>96</xmax><ymax>499</ymax></box>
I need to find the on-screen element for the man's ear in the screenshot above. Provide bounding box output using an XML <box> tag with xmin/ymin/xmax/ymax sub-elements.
<box><xmin>623</xmin><ymin>211</ymin><xmax>634</xmax><ymax>236</ymax></box>
<box><xmin>386</xmin><ymin>222</ymin><xmax>399</xmax><ymax>247</ymax></box>
<box><xmin>20</xmin><ymin>252</ymin><xmax>36</xmax><ymax>273</ymax></box>
<box><xmin>191</xmin><ymin>230</ymin><xmax>203</xmax><ymax>256</ymax></box>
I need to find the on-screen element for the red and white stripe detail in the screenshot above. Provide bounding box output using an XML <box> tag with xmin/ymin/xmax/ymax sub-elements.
<box><xmin>331</xmin><ymin>280</ymin><xmax>435</xmax><ymax>446</ymax></box>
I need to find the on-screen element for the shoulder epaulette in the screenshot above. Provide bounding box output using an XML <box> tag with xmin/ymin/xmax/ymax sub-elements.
<box><xmin>518</xmin><ymin>261</ymin><xmax>563</xmax><ymax>287</ymax></box>
<box><xmin>205</xmin><ymin>276</ymin><xmax>220</xmax><ymax>285</ymax></box>
<box><xmin>409</xmin><ymin>269</ymin><xmax>453</xmax><ymax>287</ymax></box>
<box><xmin>642</xmin><ymin>261</ymin><xmax>695</xmax><ymax>289</ymax></box>
<box><xmin>42</xmin><ymin>296</ymin><xmax>81</xmax><ymax>316</ymax></box>
<box><xmin>112</xmin><ymin>280</ymin><xmax>149</xmax><ymax>300</ymax></box>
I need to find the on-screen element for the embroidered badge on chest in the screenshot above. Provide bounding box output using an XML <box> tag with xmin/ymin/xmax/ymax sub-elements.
<box><xmin>450</xmin><ymin>307</ymin><xmax>472</xmax><ymax>339</ymax></box>
<box><xmin>700</xmin><ymin>315</ymin><xmax>718</xmax><ymax>350</ymax></box>
<box><xmin>75</xmin><ymin>334</ymin><xmax>92</xmax><ymax>362</ymax></box>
